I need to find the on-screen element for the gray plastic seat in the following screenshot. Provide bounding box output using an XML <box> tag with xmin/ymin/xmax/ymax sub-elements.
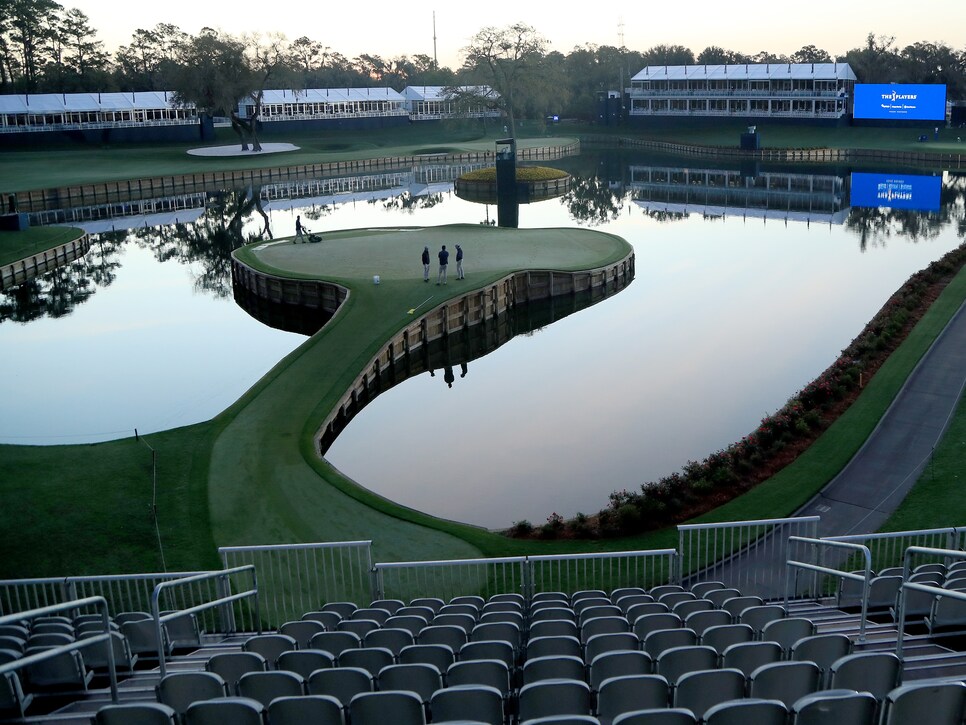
<box><xmin>655</xmin><ymin>645</ymin><xmax>718</xmax><ymax>685</ymax></box>
<box><xmin>417</xmin><ymin>625</ymin><xmax>467</xmax><ymax>651</ymax></box>
<box><xmin>95</xmin><ymin>702</ymin><xmax>177</xmax><ymax>725</ymax></box>
<box><xmin>309</xmin><ymin>630</ymin><xmax>361</xmax><ymax>658</ymax></box>
<box><xmin>430</xmin><ymin>684</ymin><xmax>504</xmax><ymax>725</ymax></box>
<box><xmin>376</xmin><ymin>663</ymin><xmax>441</xmax><ymax>704</ymax></box>
<box><xmin>206</xmin><ymin>651</ymin><xmax>268</xmax><ymax>692</ymax></box>
<box><xmin>790</xmin><ymin>633</ymin><xmax>852</xmax><ymax>676</ymax></box>
<box><xmin>683</xmin><ymin>610</ymin><xmax>731</xmax><ymax>637</ymax></box>
<box><xmin>385</xmin><ymin>615</ymin><xmax>429</xmax><ymax>637</ymax></box>
<box><xmin>721</xmin><ymin>640</ymin><xmax>783</xmax><ymax>677</ymax></box>
<box><xmin>582</xmin><ymin>616</ymin><xmax>631</xmax><ymax>644</ymax></box>
<box><xmin>470</xmin><ymin>622</ymin><xmax>522</xmax><ymax>651</ymax></box>
<box><xmin>432</xmin><ymin>613</ymin><xmax>477</xmax><ymax>633</ymax></box>
<box><xmin>410</xmin><ymin>597</ymin><xmax>445</xmax><ymax>613</ymax></box>
<box><xmin>749</xmin><ymin>660</ymin><xmax>822</xmax><ymax>708</ymax></box>
<box><xmin>612</xmin><ymin>708</ymin><xmax>696</xmax><ymax>725</ymax></box>
<box><xmin>704</xmin><ymin>698</ymin><xmax>788</xmax><ymax>725</ymax></box>
<box><xmin>242</xmin><ymin>634</ymin><xmax>297</xmax><ymax>669</ymax></box>
<box><xmin>156</xmin><ymin>671</ymin><xmax>228</xmax><ymax>720</ymax></box>
<box><xmin>689</xmin><ymin>582</ymin><xmax>727</xmax><ymax>599</ymax></box>
<box><xmin>530</xmin><ymin>607</ymin><xmax>578</xmax><ymax>624</ymax></box>
<box><xmin>338</xmin><ymin>619</ymin><xmax>380</xmax><ymax>637</ymax></box>
<box><xmin>184</xmin><ymin>697</ymin><xmax>266</xmax><ymax>725</ymax></box>
<box><xmin>518</xmin><ymin>678</ymin><xmax>592</xmax><ymax>722</ymax></box>
<box><xmin>828</xmin><ymin>651</ymin><xmax>900</xmax><ymax>701</ymax></box>
<box><xmin>672</xmin><ymin>668</ymin><xmax>745</xmax><ymax>720</ymax></box>
<box><xmin>337</xmin><ymin>646</ymin><xmax>394</xmax><ymax>677</ymax></box>
<box><xmin>279</xmin><ymin>620</ymin><xmax>326</xmax><ymax>648</ymax></box>
<box><xmin>738</xmin><ymin>605</ymin><xmax>786</xmax><ymax>635</ymax></box>
<box><xmin>81</xmin><ymin>630</ymin><xmax>139</xmax><ymax>675</ymax></box>
<box><xmin>302</xmin><ymin>611</ymin><xmax>343</xmax><ymax>630</ymax></box>
<box><xmin>236</xmin><ymin>670</ymin><xmax>305</xmax><ymax>707</ymax></box>
<box><xmin>397</xmin><ymin>643</ymin><xmax>455</xmax><ymax>672</ymax></box>
<box><xmin>578</xmin><ymin>605</ymin><xmax>624</xmax><ymax>626</ymax></box>
<box><xmin>120</xmin><ymin>619</ymin><xmax>171</xmax><ymax>658</ymax></box>
<box><xmin>349</xmin><ymin>689</ymin><xmax>426</xmax><ymax>725</ymax></box>
<box><xmin>880</xmin><ymin>681</ymin><xmax>966</xmax><ymax>725</ymax></box>
<box><xmin>527</xmin><ymin>635</ymin><xmax>582</xmax><ymax>660</ymax></box>
<box><xmin>306</xmin><ymin>666</ymin><xmax>373</xmax><ymax>706</ymax></box>
<box><xmin>642</xmin><ymin>628</ymin><xmax>697</xmax><ymax>659</ymax></box>
<box><xmin>585</xmin><ymin>632</ymin><xmax>641</xmax><ymax>664</ymax></box>
<box><xmin>633</xmin><ymin>613</ymin><xmax>683</xmax><ymax>641</ymax></box>
<box><xmin>700</xmin><ymin>623</ymin><xmax>754</xmax><ymax>655</ymax></box>
<box><xmin>625</xmin><ymin>603</ymin><xmax>670</xmax><ymax>622</ymax></box>
<box><xmin>761</xmin><ymin>617</ymin><xmax>816</xmax><ymax>655</ymax></box>
<box><xmin>721</xmin><ymin>595</ymin><xmax>765</xmax><ymax>621</ymax></box>
<box><xmin>705</xmin><ymin>589</ymin><xmax>742</xmax><ymax>607</ymax></box>
<box><xmin>595</xmin><ymin>674</ymin><xmax>669</xmax><ymax>724</ymax></box>
<box><xmin>363</xmin><ymin>627</ymin><xmax>414</xmax><ymax>655</ymax></box>
<box><xmin>276</xmin><ymin>649</ymin><xmax>335</xmax><ymax>680</ymax></box>
<box><xmin>370</xmin><ymin>599</ymin><xmax>405</xmax><ymax>614</ymax></box>
<box><xmin>589</xmin><ymin>650</ymin><xmax>653</xmax><ymax>690</ymax></box>
<box><xmin>267</xmin><ymin>694</ymin><xmax>344</xmax><ymax>725</ymax></box>
<box><xmin>446</xmin><ymin>659</ymin><xmax>512</xmax><ymax>700</ymax></box>
<box><xmin>351</xmin><ymin>608</ymin><xmax>391</xmax><ymax>625</ymax></box>
<box><xmin>459</xmin><ymin>640</ymin><xmax>515</xmax><ymax>671</ymax></box>
<box><xmin>650</xmin><ymin>585</ymin><xmax>685</xmax><ymax>598</ymax></box>
<box><xmin>321</xmin><ymin>602</ymin><xmax>358</xmax><ymax>619</ymax></box>
<box><xmin>791</xmin><ymin>689</ymin><xmax>877</xmax><ymax>725</ymax></box>
<box><xmin>531</xmin><ymin>620</ymin><xmax>580</xmax><ymax>640</ymax></box>
<box><xmin>25</xmin><ymin>649</ymin><xmax>93</xmax><ymax>690</ymax></box>
<box><xmin>523</xmin><ymin>655</ymin><xmax>586</xmax><ymax>685</ymax></box>
<box><xmin>671</xmin><ymin>599</ymin><xmax>714</xmax><ymax>620</ymax></box>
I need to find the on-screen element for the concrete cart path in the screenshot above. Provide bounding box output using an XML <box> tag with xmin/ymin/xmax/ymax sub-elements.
<box><xmin>798</xmin><ymin>297</ymin><xmax>966</xmax><ymax>537</ymax></box>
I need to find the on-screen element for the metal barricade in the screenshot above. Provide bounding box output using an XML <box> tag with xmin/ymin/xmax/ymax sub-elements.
<box><xmin>785</xmin><ymin>536</ymin><xmax>872</xmax><ymax>642</ymax></box>
<box><xmin>152</xmin><ymin>566</ymin><xmax>259</xmax><ymax>677</ymax></box>
<box><xmin>678</xmin><ymin>516</ymin><xmax>821</xmax><ymax>599</ymax></box>
<box><xmin>373</xmin><ymin>556</ymin><xmax>527</xmax><ymax>603</ymax></box>
<box><xmin>219</xmin><ymin>541</ymin><xmax>372</xmax><ymax>629</ymax></box>
<box><xmin>527</xmin><ymin>550</ymin><xmax>677</xmax><ymax>597</ymax></box>
<box><xmin>824</xmin><ymin>527</ymin><xmax>963</xmax><ymax>574</ymax></box>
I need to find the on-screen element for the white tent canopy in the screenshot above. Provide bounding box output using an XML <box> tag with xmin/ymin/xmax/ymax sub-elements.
<box><xmin>632</xmin><ymin>63</ymin><xmax>857</xmax><ymax>83</ymax></box>
<box><xmin>0</xmin><ymin>91</ymin><xmax>189</xmax><ymax>114</ymax></box>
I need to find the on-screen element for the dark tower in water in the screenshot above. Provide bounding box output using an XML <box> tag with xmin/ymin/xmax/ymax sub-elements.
<box><xmin>495</xmin><ymin>138</ymin><xmax>518</xmax><ymax>228</ymax></box>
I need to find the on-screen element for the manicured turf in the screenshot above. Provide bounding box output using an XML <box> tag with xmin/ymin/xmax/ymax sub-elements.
<box><xmin>0</xmin><ymin>227</ymin><xmax>84</xmax><ymax>267</ymax></box>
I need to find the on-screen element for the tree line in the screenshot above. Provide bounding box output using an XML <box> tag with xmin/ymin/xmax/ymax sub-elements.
<box><xmin>1</xmin><ymin>0</ymin><xmax>964</xmax><ymax>122</ymax></box>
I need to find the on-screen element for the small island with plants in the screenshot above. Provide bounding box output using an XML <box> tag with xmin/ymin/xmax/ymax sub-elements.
<box><xmin>455</xmin><ymin>165</ymin><xmax>572</xmax><ymax>203</ymax></box>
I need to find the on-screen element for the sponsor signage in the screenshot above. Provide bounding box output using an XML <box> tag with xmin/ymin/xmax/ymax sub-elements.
<box><xmin>850</xmin><ymin>172</ymin><xmax>941</xmax><ymax>212</ymax></box>
<box><xmin>853</xmin><ymin>84</ymin><xmax>947</xmax><ymax>121</ymax></box>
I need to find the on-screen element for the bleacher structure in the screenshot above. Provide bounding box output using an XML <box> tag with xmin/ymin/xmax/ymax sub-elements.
<box><xmin>4</xmin><ymin>518</ymin><xmax>966</xmax><ymax>724</ymax></box>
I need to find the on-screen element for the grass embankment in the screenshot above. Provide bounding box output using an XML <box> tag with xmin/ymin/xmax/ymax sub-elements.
<box><xmin>0</xmin><ymin>226</ymin><xmax>84</xmax><ymax>267</ymax></box>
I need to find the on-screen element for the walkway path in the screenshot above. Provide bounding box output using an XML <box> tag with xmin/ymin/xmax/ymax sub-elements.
<box><xmin>799</xmin><ymin>298</ymin><xmax>966</xmax><ymax>536</ymax></box>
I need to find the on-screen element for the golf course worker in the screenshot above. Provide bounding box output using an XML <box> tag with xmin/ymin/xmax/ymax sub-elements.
<box><xmin>456</xmin><ymin>244</ymin><xmax>465</xmax><ymax>280</ymax></box>
<box><xmin>437</xmin><ymin>245</ymin><xmax>449</xmax><ymax>285</ymax></box>
<box><xmin>422</xmin><ymin>246</ymin><xmax>430</xmax><ymax>282</ymax></box>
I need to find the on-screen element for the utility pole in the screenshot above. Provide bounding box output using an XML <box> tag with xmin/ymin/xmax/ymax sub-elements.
<box><xmin>433</xmin><ymin>11</ymin><xmax>438</xmax><ymax>68</ymax></box>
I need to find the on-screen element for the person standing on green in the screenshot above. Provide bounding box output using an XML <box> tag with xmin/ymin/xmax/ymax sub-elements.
<box><xmin>421</xmin><ymin>246</ymin><xmax>430</xmax><ymax>282</ymax></box>
<box><xmin>455</xmin><ymin>244</ymin><xmax>465</xmax><ymax>280</ymax></box>
<box><xmin>437</xmin><ymin>245</ymin><xmax>449</xmax><ymax>285</ymax></box>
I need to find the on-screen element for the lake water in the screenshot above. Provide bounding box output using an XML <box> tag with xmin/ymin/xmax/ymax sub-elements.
<box><xmin>2</xmin><ymin>148</ymin><xmax>962</xmax><ymax>529</ymax></box>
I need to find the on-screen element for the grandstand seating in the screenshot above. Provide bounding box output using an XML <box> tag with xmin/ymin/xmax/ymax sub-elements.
<box><xmin>9</xmin><ymin>527</ymin><xmax>966</xmax><ymax>724</ymax></box>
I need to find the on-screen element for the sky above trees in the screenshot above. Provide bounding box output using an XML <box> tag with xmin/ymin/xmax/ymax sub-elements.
<box><xmin>64</xmin><ymin>0</ymin><xmax>966</xmax><ymax>70</ymax></box>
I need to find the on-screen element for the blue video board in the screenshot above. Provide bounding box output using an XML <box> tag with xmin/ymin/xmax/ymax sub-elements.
<box><xmin>850</xmin><ymin>172</ymin><xmax>942</xmax><ymax>212</ymax></box>
<box><xmin>853</xmin><ymin>84</ymin><xmax>947</xmax><ymax>121</ymax></box>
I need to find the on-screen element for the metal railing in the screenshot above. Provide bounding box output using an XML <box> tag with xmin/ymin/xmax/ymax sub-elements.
<box><xmin>152</xmin><ymin>566</ymin><xmax>258</xmax><ymax>677</ymax></box>
<box><xmin>678</xmin><ymin>516</ymin><xmax>821</xmax><ymax>598</ymax></box>
<box><xmin>784</xmin><ymin>537</ymin><xmax>872</xmax><ymax>642</ymax></box>
<box><xmin>896</xmin><ymin>546</ymin><xmax>966</xmax><ymax>659</ymax></box>
<box><xmin>0</xmin><ymin>596</ymin><xmax>119</xmax><ymax>704</ymax></box>
<box><xmin>824</xmin><ymin>527</ymin><xmax>964</xmax><ymax>574</ymax></box>
<box><xmin>528</xmin><ymin>550</ymin><xmax>677</xmax><ymax>596</ymax></box>
<box><xmin>0</xmin><ymin>571</ymin><xmax>210</xmax><ymax>620</ymax></box>
<box><xmin>373</xmin><ymin>550</ymin><xmax>677</xmax><ymax>602</ymax></box>
<box><xmin>373</xmin><ymin>556</ymin><xmax>527</xmax><ymax>603</ymax></box>
<box><xmin>219</xmin><ymin>541</ymin><xmax>372</xmax><ymax>629</ymax></box>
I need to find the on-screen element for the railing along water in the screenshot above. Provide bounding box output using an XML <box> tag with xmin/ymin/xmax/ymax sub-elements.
<box><xmin>373</xmin><ymin>556</ymin><xmax>528</xmax><ymax>603</ymax></box>
<box><xmin>678</xmin><ymin>516</ymin><xmax>821</xmax><ymax>599</ymax></box>
<box><xmin>219</xmin><ymin>541</ymin><xmax>372</xmax><ymax>629</ymax></box>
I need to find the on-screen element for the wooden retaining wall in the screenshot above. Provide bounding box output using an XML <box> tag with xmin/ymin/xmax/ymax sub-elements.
<box><xmin>13</xmin><ymin>142</ymin><xmax>581</xmax><ymax>213</ymax></box>
<box><xmin>454</xmin><ymin>175</ymin><xmax>573</xmax><ymax>203</ymax></box>
<box><xmin>1</xmin><ymin>234</ymin><xmax>90</xmax><ymax>290</ymax></box>
<box><xmin>580</xmin><ymin>134</ymin><xmax>966</xmax><ymax>169</ymax></box>
<box><xmin>231</xmin><ymin>260</ymin><xmax>347</xmax><ymax>314</ymax></box>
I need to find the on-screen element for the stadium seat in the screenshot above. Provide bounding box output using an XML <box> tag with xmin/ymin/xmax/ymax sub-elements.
<box><xmin>95</xmin><ymin>702</ymin><xmax>178</xmax><ymax>725</ymax></box>
<box><xmin>703</xmin><ymin>698</ymin><xmax>788</xmax><ymax>725</ymax></box>
<box><xmin>642</xmin><ymin>628</ymin><xmax>697</xmax><ymax>659</ymax></box>
<box><xmin>749</xmin><ymin>660</ymin><xmax>822</xmax><ymax>708</ymax></box>
<box><xmin>522</xmin><ymin>655</ymin><xmax>586</xmax><ymax>686</ymax></box>
<box><xmin>633</xmin><ymin>614</ymin><xmax>682</xmax><ymax>641</ymax></box>
<box><xmin>397</xmin><ymin>643</ymin><xmax>455</xmax><ymax>672</ymax></box>
<box><xmin>376</xmin><ymin>663</ymin><xmax>442</xmax><ymax>704</ymax></box>
<box><xmin>306</xmin><ymin>666</ymin><xmax>373</xmax><ymax>708</ymax></box>
<box><xmin>721</xmin><ymin>640</ymin><xmax>783</xmax><ymax>677</ymax></box>
<box><xmin>349</xmin><ymin>689</ymin><xmax>426</xmax><ymax>725</ymax></box>
<box><xmin>351</xmin><ymin>608</ymin><xmax>391</xmax><ymax>625</ymax></box>
<box><xmin>320</xmin><ymin>602</ymin><xmax>357</xmax><ymax>619</ymax></box>
<box><xmin>363</xmin><ymin>626</ymin><xmax>414</xmax><ymax>655</ymax></box>
<box><xmin>309</xmin><ymin>630</ymin><xmax>361</xmax><ymax>658</ymax></box>
<box><xmin>612</xmin><ymin>708</ymin><xmax>696</xmax><ymax>724</ymax></box>
<box><xmin>278</xmin><ymin>620</ymin><xmax>326</xmax><ymax>648</ymax></box>
<box><xmin>689</xmin><ymin>582</ymin><xmax>727</xmax><ymax>598</ymax></box>
<box><xmin>0</xmin><ymin>671</ymin><xmax>34</xmax><ymax>720</ymax></box>
<box><xmin>581</xmin><ymin>616</ymin><xmax>631</xmax><ymax>644</ymax></box>
<box><xmin>302</xmin><ymin>611</ymin><xmax>343</xmax><ymax>630</ymax></box>
<box><xmin>337</xmin><ymin>646</ymin><xmax>394</xmax><ymax>677</ymax></box>
<box><xmin>880</xmin><ymin>681</ymin><xmax>966</xmax><ymax>725</ymax></box>
<box><xmin>446</xmin><ymin>659</ymin><xmax>512</xmax><ymax>701</ymax></box>
<box><xmin>156</xmin><ymin>671</ymin><xmax>228</xmax><ymax>720</ymax></box>
<box><xmin>791</xmin><ymin>689</ymin><xmax>877</xmax><ymax>725</ymax></box>
<box><xmin>527</xmin><ymin>635</ymin><xmax>582</xmax><ymax>660</ymax></box>
<box><xmin>275</xmin><ymin>649</ymin><xmax>335</xmax><ymax>680</ymax></box>
<box><xmin>790</xmin><ymin>633</ymin><xmax>852</xmax><ymax>677</ymax></box>
<box><xmin>655</xmin><ymin>646</ymin><xmax>718</xmax><ymax>686</ymax></box>
<box><xmin>459</xmin><ymin>641</ymin><xmax>515</xmax><ymax>671</ymax></box>
<box><xmin>595</xmin><ymin>674</ymin><xmax>669</xmax><ymax>724</ymax></box>
<box><xmin>266</xmin><ymin>694</ymin><xmax>344</xmax><ymax>725</ymax></box>
<box><xmin>588</xmin><ymin>650</ymin><xmax>653</xmax><ymax>691</ymax></box>
<box><xmin>206</xmin><ymin>651</ymin><xmax>269</xmax><ymax>693</ymax></box>
<box><xmin>531</xmin><ymin>620</ymin><xmax>580</xmax><ymax>640</ymax></box>
<box><xmin>761</xmin><ymin>617</ymin><xmax>815</xmax><ymax>655</ymax></box>
<box><xmin>430</xmin><ymin>684</ymin><xmax>505</xmax><ymax>725</ymax></box>
<box><xmin>518</xmin><ymin>678</ymin><xmax>592</xmax><ymax>722</ymax></box>
<box><xmin>700</xmin><ymin>623</ymin><xmax>754</xmax><ymax>655</ymax></box>
<box><xmin>828</xmin><ymin>651</ymin><xmax>900</xmax><ymax>702</ymax></box>
<box><xmin>184</xmin><ymin>697</ymin><xmax>266</xmax><ymax>725</ymax></box>
<box><xmin>417</xmin><ymin>625</ymin><xmax>467</xmax><ymax>651</ymax></box>
<box><xmin>683</xmin><ymin>610</ymin><xmax>731</xmax><ymax>637</ymax></box>
<box><xmin>236</xmin><ymin>670</ymin><xmax>306</xmax><ymax>707</ymax></box>
<box><xmin>242</xmin><ymin>634</ymin><xmax>297</xmax><ymax>669</ymax></box>
<box><xmin>585</xmin><ymin>632</ymin><xmax>641</xmax><ymax>664</ymax></box>
<box><xmin>672</xmin><ymin>667</ymin><xmax>745</xmax><ymax>719</ymax></box>
<box><xmin>369</xmin><ymin>599</ymin><xmax>405</xmax><ymax>614</ymax></box>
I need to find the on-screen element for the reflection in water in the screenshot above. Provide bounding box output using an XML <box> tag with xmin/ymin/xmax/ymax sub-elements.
<box><xmin>233</xmin><ymin>283</ymin><xmax>334</xmax><ymax>336</ymax></box>
<box><xmin>316</xmin><ymin>284</ymin><xmax>630</xmax><ymax>457</ymax></box>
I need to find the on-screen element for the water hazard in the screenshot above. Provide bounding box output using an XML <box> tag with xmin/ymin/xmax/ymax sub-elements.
<box><xmin>1</xmin><ymin>149</ymin><xmax>963</xmax><ymax>528</ymax></box>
